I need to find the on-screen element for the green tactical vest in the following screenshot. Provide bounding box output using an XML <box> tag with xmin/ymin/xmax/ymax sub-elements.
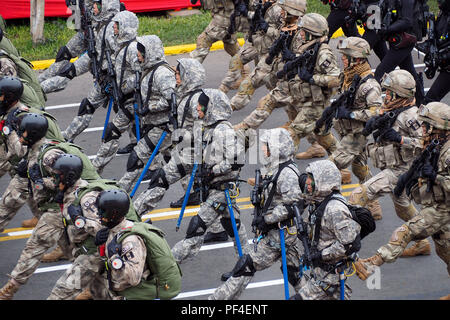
<box><xmin>70</xmin><ymin>179</ymin><xmax>141</xmax><ymax>256</ymax></box>
<box><xmin>115</xmin><ymin>222</ymin><xmax>182</xmax><ymax>300</ymax></box>
<box><xmin>0</xmin><ymin>38</ymin><xmax>19</xmax><ymax>58</ymax></box>
<box><xmin>0</xmin><ymin>50</ymin><xmax>47</xmax><ymax>106</ymax></box>
<box><xmin>19</xmin><ymin>78</ymin><xmax>45</xmax><ymax>109</ymax></box>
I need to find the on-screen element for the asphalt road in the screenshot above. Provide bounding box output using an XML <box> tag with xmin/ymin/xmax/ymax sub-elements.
<box><xmin>0</xmin><ymin>40</ymin><xmax>448</xmax><ymax>300</ymax></box>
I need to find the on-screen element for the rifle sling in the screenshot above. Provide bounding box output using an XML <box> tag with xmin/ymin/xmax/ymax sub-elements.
<box><xmin>143</xmin><ymin>61</ymin><xmax>172</xmax><ymax>108</ymax></box>
<box><xmin>180</xmin><ymin>89</ymin><xmax>203</xmax><ymax>128</ymax></box>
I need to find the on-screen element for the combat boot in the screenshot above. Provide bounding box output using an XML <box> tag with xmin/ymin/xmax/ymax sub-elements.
<box><xmin>400</xmin><ymin>239</ymin><xmax>431</xmax><ymax>257</ymax></box>
<box><xmin>0</xmin><ymin>279</ymin><xmax>20</xmax><ymax>300</ymax></box>
<box><xmin>41</xmin><ymin>245</ymin><xmax>70</xmax><ymax>263</ymax></box>
<box><xmin>75</xmin><ymin>288</ymin><xmax>93</xmax><ymax>300</ymax></box>
<box><xmin>233</xmin><ymin>122</ymin><xmax>249</xmax><ymax>131</ymax></box>
<box><xmin>354</xmin><ymin>253</ymin><xmax>384</xmax><ymax>281</ymax></box>
<box><xmin>21</xmin><ymin>216</ymin><xmax>38</xmax><ymax>228</ymax></box>
<box><xmin>367</xmin><ymin>199</ymin><xmax>383</xmax><ymax>220</ymax></box>
<box><xmin>295</xmin><ymin>142</ymin><xmax>326</xmax><ymax>160</ymax></box>
<box><xmin>340</xmin><ymin>169</ymin><xmax>352</xmax><ymax>184</ymax></box>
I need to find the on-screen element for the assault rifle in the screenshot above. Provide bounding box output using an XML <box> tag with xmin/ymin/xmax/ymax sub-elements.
<box><xmin>133</xmin><ymin>71</ymin><xmax>142</xmax><ymax>140</ymax></box>
<box><xmin>250</xmin><ymin>169</ymin><xmax>264</xmax><ymax>235</ymax></box>
<box><xmin>344</xmin><ymin>0</ymin><xmax>368</xmax><ymax>28</ymax></box>
<box><xmin>394</xmin><ymin>139</ymin><xmax>441</xmax><ymax>197</ymax></box>
<box><xmin>361</xmin><ymin>107</ymin><xmax>406</xmax><ymax>142</ymax></box>
<box><xmin>314</xmin><ymin>74</ymin><xmax>361</xmax><ymax>134</ymax></box>
<box><xmin>248</xmin><ymin>0</ymin><xmax>267</xmax><ymax>43</ymax></box>
<box><xmin>104</xmin><ymin>46</ymin><xmax>122</xmax><ymax>113</ymax></box>
<box><xmin>276</xmin><ymin>46</ymin><xmax>316</xmax><ymax>80</ymax></box>
<box><xmin>79</xmin><ymin>0</ymin><xmax>100</xmax><ymax>82</ymax></box>
<box><xmin>226</xmin><ymin>0</ymin><xmax>249</xmax><ymax>40</ymax></box>
<box><xmin>379</xmin><ymin>0</ymin><xmax>393</xmax><ymax>37</ymax></box>
<box><xmin>265</xmin><ymin>31</ymin><xmax>289</xmax><ymax>65</ymax></box>
<box><xmin>417</xmin><ymin>13</ymin><xmax>441</xmax><ymax>79</ymax></box>
<box><xmin>292</xmin><ymin>200</ymin><xmax>312</xmax><ymax>268</ymax></box>
<box><xmin>169</xmin><ymin>92</ymin><xmax>178</xmax><ymax>130</ymax></box>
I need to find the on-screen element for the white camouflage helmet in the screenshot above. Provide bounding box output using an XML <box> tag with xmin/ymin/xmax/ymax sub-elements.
<box><xmin>337</xmin><ymin>37</ymin><xmax>371</xmax><ymax>59</ymax></box>
<box><xmin>418</xmin><ymin>102</ymin><xmax>450</xmax><ymax>130</ymax></box>
<box><xmin>381</xmin><ymin>69</ymin><xmax>416</xmax><ymax>98</ymax></box>
<box><xmin>278</xmin><ymin>0</ymin><xmax>307</xmax><ymax>17</ymax></box>
<box><xmin>297</xmin><ymin>13</ymin><xmax>329</xmax><ymax>37</ymax></box>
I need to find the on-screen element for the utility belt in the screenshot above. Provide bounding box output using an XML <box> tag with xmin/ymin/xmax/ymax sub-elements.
<box><xmin>388</xmin><ymin>32</ymin><xmax>417</xmax><ymax>50</ymax></box>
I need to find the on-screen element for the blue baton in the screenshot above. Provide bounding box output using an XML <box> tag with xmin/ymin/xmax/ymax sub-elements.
<box><xmin>130</xmin><ymin>131</ymin><xmax>167</xmax><ymax>198</ymax></box>
<box><xmin>340</xmin><ymin>270</ymin><xmax>345</xmax><ymax>300</ymax></box>
<box><xmin>176</xmin><ymin>162</ymin><xmax>198</xmax><ymax>231</ymax></box>
<box><xmin>134</xmin><ymin>107</ymin><xmax>140</xmax><ymax>141</ymax></box>
<box><xmin>279</xmin><ymin>228</ymin><xmax>290</xmax><ymax>300</ymax></box>
<box><xmin>224</xmin><ymin>188</ymin><xmax>243</xmax><ymax>257</ymax></box>
<box><xmin>101</xmin><ymin>97</ymin><xmax>114</xmax><ymax>141</ymax></box>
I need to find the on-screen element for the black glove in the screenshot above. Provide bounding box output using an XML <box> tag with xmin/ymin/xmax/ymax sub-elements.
<box><xmin>107</xmin><ymin>235</ymin><xmax>122</xmax><ymax>258</ymax></box>
<box><xmin>380</xmin><ymin>128</ymin><xmax>402</xmax><ymax>143</ymax></box>
<box><xmin>28</xmin><ymin>163</ymin><xmax>44</xmax><ymax>190</ymax></box>
<box><xmin>5</xmin><ymin>110</ymin><xmax>20</xmax><ymax>132</ymax></box>
<box><xmin>421</xmin><ymin>163</ymin><xmax>437</xmax><ymax>180</ymax></box>
<box><xmin>298</xmin><ymin>68</ymin><xmax>314</xmax><ymax>84</ymax></box>
<box><xmin>252</xmin><ymin>215</ymin><xmax>270</xmax><ymax>234</ymax></box>
<box><xmin>16</xmin><ymin>159</ymin><xmax>28</xmax><ymax>178</ymax></box>
<box><xmin>336</xmin><ymin>105</ymin><xmax>353</xmax><ymax>119</ymax></box>
<box><xmin>67</xmin><ymin>204</ymin><xmax>83</xmax><ymax>221</ymax></box>
<box><xmin>257</xmin><ymin>20</ymin><xmax>269</xmax><ymax>33</ymax></box>
<box><xmin>236</xmin><ymin>2</ymin><xmax>248</xmax><ymax>17</ymax></box>
<box><xmin>57</xmin><ymin>63</ymin><xmax>76</xmax><ymax>80</ymax></box>
<box><xmin>309</xmin><ymin>248</ymin><xmax>322</xmax><ymax>264</ymax></box>
<box><xmin>54</xmin><ymin>190</ymin><xmax>65</xmax><ymax>204</ymax></box>
<box><xmin>95</xmin><ymin>227</ymin><xmax>110</xmax><ymax>246</ymax></box>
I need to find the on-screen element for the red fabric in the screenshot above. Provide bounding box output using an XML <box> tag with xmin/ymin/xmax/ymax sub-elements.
<box><xmin>0</xmin><ymin>0</ymin><xmax>200</xmax><ymax>20</ymax></box>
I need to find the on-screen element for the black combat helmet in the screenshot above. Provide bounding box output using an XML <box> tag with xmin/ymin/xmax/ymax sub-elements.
<box><xmin>97</xmin><ymin>189</ymin><xmax>130</xmax><ymax>228</ymax></box>
<box><xmin>52</xmin><ymin>154</ymin><xmax>83</xmax><ymax>188</ymax></box>
<box><xmin>18</xmin><ymin>113</ymin><xmax>48</xmax><ymax>146</ymax></box>
<box><xmin>0</xmin><ymin>76</ymin><xmax>24</xmax><ymax>115</ymax></box>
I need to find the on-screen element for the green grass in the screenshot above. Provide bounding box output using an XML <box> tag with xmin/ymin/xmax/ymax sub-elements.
<box><xmin>1</xmin><ymin>0</ymin><xmax>440</xmax><ymax>61</ymax></box>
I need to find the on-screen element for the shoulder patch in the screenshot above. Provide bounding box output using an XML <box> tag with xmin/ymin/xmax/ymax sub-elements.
<box><xmin>320</xmin><ymin>59</ymin><xmax>331</xmax><ymax>69</ymax></box>
<box><xmin>406</xmin><ymin>119</ymin><xmax>421</xmax><ymax>130</ymax></box>
<box><xmin>121</xmin><ymin>242</ymin><xmax>134</xmax><ymax>256</ymax></box>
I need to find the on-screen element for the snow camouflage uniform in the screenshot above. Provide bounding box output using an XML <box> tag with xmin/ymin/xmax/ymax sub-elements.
<box><xmin>209</xmin><ymin>128</ymin><xmax>304</xmax><ymax>300</ymax></box>
<box><xmin>132</xmin><ymin>58</ymin><xmax>206</xmax><ymax>216</ymax></box>
<box><xmin>190</xmin><ymin>0</ymin><xmax>249</xmax><ymax>63</ymax></box>
<box><xmin>118</xmin><ymin>35</ymin><xmax>176</xmax><ymax>192</ymax></box>
<box><xmin>39</xmin><ymin>0</ymin><xmax>96</xmax><ymax>93</ymax></box>
<box><xmin>293</xmin><ymin>160</ymin><xmax>360</xmax><ymax>300</ymax></box>
<box><xmin>61</xmin><ymin>1</ymin><xmax>122</xmax><ymax>142</ymax></box>
<box><xmin>89</xmin><ymin>10</ymin><xmax>140</xmax><ymax>173</ymax></box>
<box><xmin>354</xmin><ymin>102</ymin><xmax>450</xmax><ymax>285</ymax></box>
<box><xmin>226</xmin><ymin>0</ymin><xmax>298</xmax><ymax>111</ymax></box>
<box><xmin>0</xmin><ymin>103</ymin><xmax>65</xmax><ymax>233</ymax></box>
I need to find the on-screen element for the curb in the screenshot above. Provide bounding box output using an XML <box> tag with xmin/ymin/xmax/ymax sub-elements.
<box><xmin>31</xmin><ymin>26</ymin><xmax>364</xmax><ymax>70</ymax></box>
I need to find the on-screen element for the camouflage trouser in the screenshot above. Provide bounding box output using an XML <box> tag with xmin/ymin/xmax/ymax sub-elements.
<box><xmin>118</xmin><ymin>127</ymin><xmax>172</xmax><ymax>192</ymax></box>
<box><xmin>171</xmin><ymin>189</ymin><xmax>250</xmax><ymax>264</ymax></box>
<box><xmin>91</xmin><ymin>102</ymin><xmax>136</xmax><ymax>173</ymax></box>
<box><xmin>88</xmin><ymin>273</ymin><xmax>120</xmax><ymax>300</ymax></box>
<box><xmin>47</xmin><ymin>253</ymin><xmax>103</xmax><ymax>300</ymax></box>
<box><xmin>10</xmin><ymin>209</ymin><xmax>73</xmax><ymax>284</ymax></box>
<box><xmin>220</xmin><ymin>40</ymin><xmax>258</xmax><ymax>90</ymax></box>
<box><xmin>0</xmin><ymin>175</ymin><xmax>43</xmax><ymax>233</ymax></box>
<box><xmin>39</xmin><ymin>32</ymin><xmax>86</xmax><ymax>94</ymax></box>
<box><xmin>350</xmin><ymin>167</ymin><xmax>418</xmax><ymax>222</ymax></box>
<box><xmin>377</xmin><ymin>206</ymin><xmax>450</xmax><ymax>275</ymax></box>
<box><xmin>0</xmin><ymin>147</ymin><xmax>12</xmax><ymax>178</ymax></box>
<box><xmin>230</xmin><ymin>53</ymin><xmax>277</xmax><ymax>111</ymax></box>
<box><xmin>297</xmin><ymin>267</ymin><xmax>352</xmax><ymax>300</ymax></box>
<box><xmin>190</xmin><ymin>15</ymin><xmax>240</xmax><ymax>63</ymax></box>
<box><xmin>209</xmin><ymin>229</ymin><xmax>302</xmax><ymax>300</ymax></box>
<box><xmin>328</xmin><ymin>133</ymin><xmax>371</xmax><ymax>183</ymax></box>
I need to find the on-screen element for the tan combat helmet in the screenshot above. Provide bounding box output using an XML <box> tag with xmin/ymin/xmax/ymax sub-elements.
<box><xmin>381</xmin><ymin>69</ymin><xmax>416</xmax><ymax>98</ymax></box>
<box><xmin>418</xmin><ymin>102</ymin><xmax>450</xmax><ymax>130</ymax></box>
<box><xmin>278</xmin><ymin>0</ymin><xmax>307</xmax><ymax>17</ymax></box>
<box><xmin>337</xmin><ymin>37</ymin><xmax>371</xmax><ymax>59</ymax></box>
<box><xmin>297</xmin><ymin>12</ymin><xmax>329</xmax><ymax>37</ymax></box>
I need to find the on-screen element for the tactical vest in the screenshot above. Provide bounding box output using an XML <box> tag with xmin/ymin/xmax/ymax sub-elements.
<box><xmin>69</xmin><ymin>179</ymin><xmax>141</xmax><ymax>256</ymax></box>
<box><xmin>19</xmin><ymin>79</ymin><xmax>44</xmax><ymax>109</ymax></box>
<box><xmin>410</xmin><ymin>140</ymin><xmax>450</xmax><ymax>209</ymax></box>
<box><xmin>0</xmin><ymin>50</ymin><xmax>47</xmax><ymax>106</ymax></box>
<box><xmin>115</xmin><ymin>222</ymin><xmax>182</xmax><ymax>300</ymax></box>
<box><xmin>0</xmin><ymin>37</ymin><xmax>19</xmax><ymax>57</ymax></box>
<box><xmin>37</xmin><ymin>141</ymin><xmax>100</xmax><ymax>182</ymax></box>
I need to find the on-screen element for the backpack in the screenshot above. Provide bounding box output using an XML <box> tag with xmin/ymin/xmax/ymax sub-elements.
<box><xmin>115</xmin><ymin>222</ymin><xmax>182</xmax><ymax>300</ymax></box>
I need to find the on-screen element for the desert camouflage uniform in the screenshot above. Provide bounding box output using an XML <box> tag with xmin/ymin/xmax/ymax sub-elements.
<box><xmin>90</xmin><ymin>11</ymin><xmax>140</xmax><ymax>173</ymax></box>
<box><xmin>39</xmin><ymin>0</ymin><xmax>96</xmax><ymax>93</ymax></box>
<box><xmin>89</xmin><ymin>219</ymin><xmax>148</xmax><ymax>300</ymax></box>
<box><xmin>226</xmin><ymin>1</ymin><xmax>284</xmax><ymax>110</ymax></box>
<box><xmin>118</xmin><ymin>35</ymin><xmax>176</xmax><ymax>192</ymax></box>
<box><xmin>190</xmin><ymin>0</ymin><xmax>249</xmax><ymax>63</ymax></box>
<box><xmin>0</xmin><ymin>53</ymin><xmax>17</xmax><ymax>76</ymax></box>
<box><xmin>61</xmin><ymin>1</ymin><xmax>122</xmax><ymax>142</ymax></box>
<box><xmin>210</xmin><ymin>128</ymin><xmax>304</xmax><ymax>300</ymax></box>
<box><xmin>294</xmin><ymin>160</ymin><xmax>360</xmax><ymax>300</ymax></box>
<box><xmin>47</xmin><ymin>189</ymin><xmax>104</xmax><ymax>300</ymax></box>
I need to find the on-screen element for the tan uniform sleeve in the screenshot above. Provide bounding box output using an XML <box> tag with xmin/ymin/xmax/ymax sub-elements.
<box><xmin>312</xmin><ymin>45</ymin><xmax>341</xmax><ymax>88</ymax></box>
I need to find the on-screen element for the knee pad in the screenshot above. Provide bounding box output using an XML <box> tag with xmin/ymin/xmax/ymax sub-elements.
<box><xmin>147</xmin><ymin>168</ymin><xmax>169</xmax><ymax>190</ymax></box>
<box><xmin>55</xmin><ymin>45</ymin><xmax>73</xmax><ymax>63</ymax></box>
<box><xmin>103</xmin><ymin>122</ymin><xmax>121</xmax><ymax>143</ymax></box>
<box><xmin>388</xmin><ymin>224</ymin><xmax>412</xmax><ymax>248</ymax></box>
<box><xmin>77</xmin><ymin>98</ymin><xmax>95</xmax><ymax>116</ymax></box>
<box><xmin>348</xmin><ymin>185</ymin><xmax>369</xmax><ymax>207</ymax></box>
<box><xmin>352</xmin><ymin>162</ymin><xmax>370</xmax><ymax>183</ymax></box>
<box><xmin>57</xmin><ymin>62</ymin><xmax>76</xmax><ymax>80</ymax></box>
<box><xmin>220</xmin><ymin>217</ymin><xmax>241</xmax><ymax>238</ymax></box>
<box><xmin>231</xmin><ymin>254</ymin><xmax>256</xmax><ymax>277</ymax></box>
<box><xmin>126</xmin><ymin>150</ymin><xmax>143</xmax><ymax>172</ymax></box>
<box><xmin>186</xmin><ymin>215</ymin><xmax>207</xmax><ymax>239</ymax></box>
<box><xmin>394</xmin><ymin>203</ymin><xmax>418</xmax><ymax>222</ymax></box>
